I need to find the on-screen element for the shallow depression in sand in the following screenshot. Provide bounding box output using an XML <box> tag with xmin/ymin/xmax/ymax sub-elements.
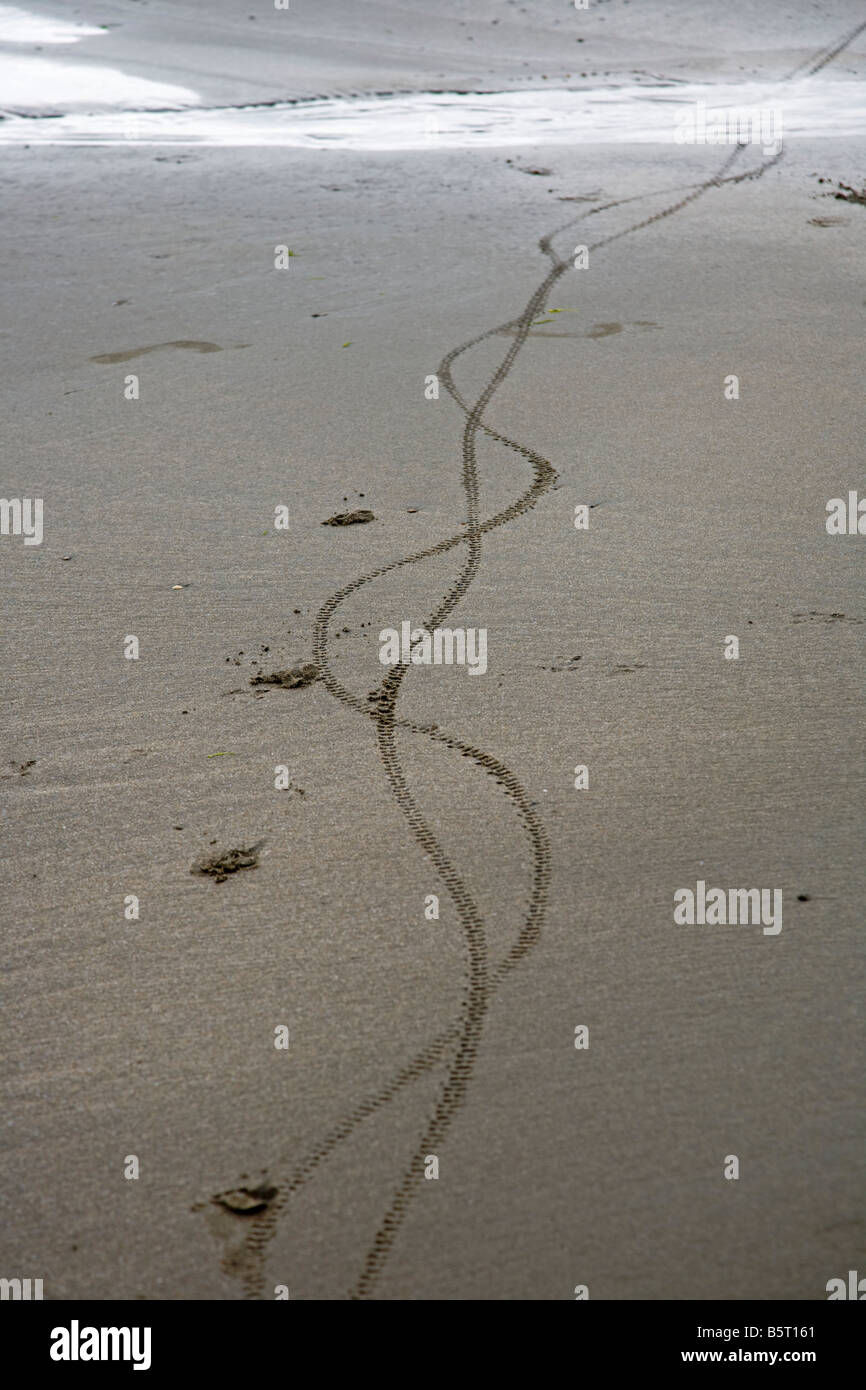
<box><xmin>1</xmin><ymin>77</ymin><xmax>864</xmax><ymax>147</ymax></box>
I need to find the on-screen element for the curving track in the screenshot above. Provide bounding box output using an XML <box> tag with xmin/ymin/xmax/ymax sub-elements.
<box><xmin>223</xmin><ymin>143</ymin><xmax>794</xmax><ymax>1299</ymax></box>
<box><xmin>212</xmin><ymin>5</ymin><xmax>865</xmax><ymax>1302</ymax></box>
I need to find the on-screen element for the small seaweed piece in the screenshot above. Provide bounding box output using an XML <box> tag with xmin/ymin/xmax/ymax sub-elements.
<box><xmin>212</xmin><ymin>1183</ymin><xmax>277</xmax><ymax>1215</ymax></box>
<box><xmin>192</xmin><ymin>840</ymin><xmax>264</xmax><ymax>884</ymax></box>
<box><xmin>834</xmin><ymin>181</ymin><xmax>866</xmax><ymax>206</ymax></box>
<box><xmin>321</xmin><ymin>509</ymin><xmax>374</xmax><ymax>526</ymax></box>
<box><xmin>250</xmin><ymin>663</ymin><xmax>318</xmax><ymax>689</ymax></box>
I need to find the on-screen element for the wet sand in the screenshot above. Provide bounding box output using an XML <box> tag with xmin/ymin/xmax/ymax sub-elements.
<box><xmin>1</xmin><ymin>1</ymin><xmax>864</xmax><ymax>1299</ymax></box>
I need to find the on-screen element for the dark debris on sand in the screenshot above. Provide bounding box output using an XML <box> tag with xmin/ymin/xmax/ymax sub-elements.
<box><xmin>192</xmin><ymin>841</ymin><xmax>264</xmax><ymax>884</ymax></box>
<box><xmin>321</xmin><ymin>509</ymin><xmax>375</xmax><ymax>526</ymax></box>
<box><xmin>2</xmin><ymin>759</ymin><xmax>36</xmax><ymax>778</ymax></box>
<box><xmin>250</xmin><ymin>663</ymin><xmax>319</xmax><ymax>689</ymax></box>
<box><xmin>211</xmin><ymin>1183</ymin><xmax>278</xmax><ymax>1215</ymax></box>
<box><xmin>816</xmin><ymin>176</ymin><xmax>866</xmax><ymax>207</ymax></box>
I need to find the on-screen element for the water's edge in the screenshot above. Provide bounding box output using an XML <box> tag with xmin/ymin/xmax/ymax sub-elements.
<box><xmin>1</xmin><ymin>78</ymin><xmax>862</xmax><ymax>148</ymax></box>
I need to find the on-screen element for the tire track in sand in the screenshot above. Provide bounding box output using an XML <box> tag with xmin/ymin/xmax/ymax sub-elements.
<box><xmin>221</xmin><ymin>142</ymin><xmax>796</xmax><ymax>1299</ymax></box>
<box><xmin>221</xmin><ymin>12</ymin><xmax>864</xmax><ymax>1296</ymax></box>
<box><xmin>784</xmin><ymin>16</ymin><xmax>866</xmax><ymax>80</ymax></box>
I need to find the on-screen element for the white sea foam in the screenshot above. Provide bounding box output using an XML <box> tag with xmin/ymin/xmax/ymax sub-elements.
<box><xmin>0</xmin><ymin>6</ymin><xmax>197</xmax><ymax>113</ymax></box>
<box><xmin>0</xmin><ymin>4</ymin><xmax>104</xmax><ymax>43</ymax></box>
<box><xmin>0</xmin><ymin>55</ymin><xmax>199</xmax><ymax>112</ymax></box>
<box><xmin>0</xmin><ymin>77</ymin><xmax>862</xmax><ymax>146</ymax></box>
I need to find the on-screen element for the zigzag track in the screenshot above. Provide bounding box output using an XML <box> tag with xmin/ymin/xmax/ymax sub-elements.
<box><xmin>220</xmin><ymin>2</ymin><xmax>866</xmax><ymax>1302</ymax></box>
<box><xmin>228</xmin><ymin>141</ymin><xmax>797</xmax><ymax>1300</ymax></box>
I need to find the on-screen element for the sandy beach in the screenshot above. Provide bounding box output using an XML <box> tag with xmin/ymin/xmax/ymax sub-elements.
<box><xmin>1</xmin><ymin>0</ymin><xmax>864</xmax><ymax>1302</ymax></box>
